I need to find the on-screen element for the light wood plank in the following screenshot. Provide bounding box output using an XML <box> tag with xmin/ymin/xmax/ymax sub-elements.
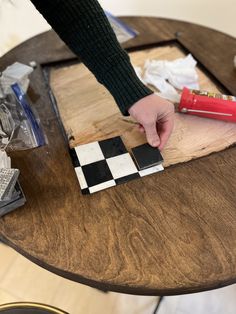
<box><xmin>0</xmin><ymin>243</ymin><xmax>18</xmax><ymax>282</ymax></box>
<box><xmin>50</xmin><ymin>45</ymin><xmax>236</xmax><ymax>167</ymax></box>
<box><xmin>0</xmin><ymin>289</ymin><xmax>18</xmax><ymax>305</ymax></box>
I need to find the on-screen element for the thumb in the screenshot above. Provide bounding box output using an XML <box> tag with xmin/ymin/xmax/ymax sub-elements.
<box><xmin>144</xmin><ymin>122</ymin><xmax>160</xmax><ymax>147</ymax></box>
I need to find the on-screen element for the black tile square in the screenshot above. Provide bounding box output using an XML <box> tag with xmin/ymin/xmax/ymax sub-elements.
<box><xmin>69</xmin><ymin>148</ymin><xmax>80</xmax><ymax>167</ymax></box>
<box><xmin>82</xmin><ymin>160</ymin><xmax>113</xmax><ymax>187</ymax></box>
<box><xmin>81</xmin><ymin>188</ymin><xmax>90</xmax><ymax>195</ymax></box>
<box><xmin>131</xmin><ymin>143</ymin><xmax>163</xmax><ymax>170</ymax></box>
<box><xmin>115</xmin><ymin>172</ymin><xmax>140</xmax><ymax>185</ymax></box>
<box><xmin>99</xmin><ymin>136</ymin><xmax>127</xmax><ymax>158</ymax></box>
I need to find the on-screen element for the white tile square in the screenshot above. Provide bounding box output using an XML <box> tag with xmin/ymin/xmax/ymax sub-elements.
<box><xmin>106</xmin><ymin>153</ymin><xmax>138</xmax><ymax>179</ymax></box>
<box><xmin>139</xmin><ymin>164</ymin><xmax>164</xmax><ymax>177</ymax></box>
<box><xmin>89</xmin><ymin>180</ymin><xmax>116</xmax><ymax>193</ymax></box>
<box><xmin>75</xmin><ymin>167</ymin><xmax>88</xmax><ymax>189</ymax></box>
<box><xmin>75</xmin><ymin>142</ymin><xmax>104</xmax><ymax>166</ymax></box>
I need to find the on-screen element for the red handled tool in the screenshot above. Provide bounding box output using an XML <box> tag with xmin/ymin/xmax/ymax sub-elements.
<box><xmin>178</xmin><ymin>87</ymin><xmax>236</xmax><ymax>123</ymax></box>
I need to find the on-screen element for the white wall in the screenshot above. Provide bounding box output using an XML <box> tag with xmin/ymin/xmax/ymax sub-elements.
<box><xmin>100</xmin><ymin>0</ymin><xmax>236</xmax><ymax>38</ymax></box>
<box><xmin>0</xmin><ymin>0</ymin><xmax>50</xmax><ymax>56</ymax></box>
<box><xmin>0</xmin><ymin>0</ymin><xmax>235</xmax><ymax>57</ymax></box>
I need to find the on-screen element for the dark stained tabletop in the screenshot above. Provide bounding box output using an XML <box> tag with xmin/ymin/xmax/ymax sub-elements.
<box><xmin>0</xmin><ymin>17</ymin><xmax>236</xmax><ymax>296</ymax></box>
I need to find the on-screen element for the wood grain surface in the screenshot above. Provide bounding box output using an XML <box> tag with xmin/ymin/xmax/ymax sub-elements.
<box><xmin>0</xmin><ymin>17</ymin><xmax>236</xmax><ymax>296</ymax></box>
<box><xmin>50</xmin><ymin>45</ymin><xmax>236</xmax><ymax>167</ymax></box>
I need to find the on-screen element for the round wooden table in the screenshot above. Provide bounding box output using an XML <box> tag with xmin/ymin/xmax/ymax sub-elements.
<box><xmin>0</xmin><ymin>17</ymin><xmax>236</xmax><ymax>296</ymax></box>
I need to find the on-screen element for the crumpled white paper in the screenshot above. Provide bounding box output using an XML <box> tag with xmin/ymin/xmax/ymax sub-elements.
<box><xmin>0</xmin><ymin>62</ymin><xmax>33</xmax><ymax>97</ymax></box>
<box><xmin>134</xmin><ymin>54</ymin><xmax>199</xmax><ymax>103</ymax></box>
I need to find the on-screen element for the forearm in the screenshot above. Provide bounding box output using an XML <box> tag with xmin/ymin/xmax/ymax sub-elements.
<box><xmin>30</xmin><ymin>0</ymin><xmax>153</xmax><ymax>115</ymax></box>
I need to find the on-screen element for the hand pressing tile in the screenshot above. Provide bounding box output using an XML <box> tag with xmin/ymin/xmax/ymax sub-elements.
<box><xmin>131</xmin><ymin>143</ymin><xmax>163</xmax><ymax>170</ymax></box>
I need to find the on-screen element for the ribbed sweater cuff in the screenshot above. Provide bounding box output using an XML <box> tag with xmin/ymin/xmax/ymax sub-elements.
<box><xmin>100</xmin><ymin>59</ymin><xmax>154</xmax><ymax>116</ymax></box>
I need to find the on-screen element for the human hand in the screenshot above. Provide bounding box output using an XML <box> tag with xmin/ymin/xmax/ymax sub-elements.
<box><xmin>128</xmin><ymin>94</ymin><xmax>175</xmax><ymax>151</ymax></box>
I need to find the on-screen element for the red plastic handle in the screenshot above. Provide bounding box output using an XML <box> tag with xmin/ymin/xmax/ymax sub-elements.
<box><xmin>179</xmin><ymin>87</ymin><xmax>236</xmax><ymax>123</ymax></box>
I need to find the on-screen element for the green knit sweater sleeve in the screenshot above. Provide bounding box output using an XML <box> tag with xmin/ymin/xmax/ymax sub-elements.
<box><xmin>30</xmin><ymin>0</ymin><xmax>153</xmax><ymax>115</ymax></box>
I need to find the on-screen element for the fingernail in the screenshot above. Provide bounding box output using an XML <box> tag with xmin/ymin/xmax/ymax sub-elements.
<box><xmin>152</xmin><ymin>140</ymin><xmax>160</xmax><ymax>147</ymax></box>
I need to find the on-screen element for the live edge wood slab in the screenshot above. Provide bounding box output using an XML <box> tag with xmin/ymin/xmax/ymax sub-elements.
<box><xmin>0</xmin><ymin>17</ymin><xmax>236</xmax><ymax>296</ymax></box>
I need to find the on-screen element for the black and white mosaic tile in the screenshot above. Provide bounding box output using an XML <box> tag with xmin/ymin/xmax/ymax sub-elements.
<box><xmin>70</xmin><ymin>136</ymin><xmax>164</xmax><ymax>194</ymax></box>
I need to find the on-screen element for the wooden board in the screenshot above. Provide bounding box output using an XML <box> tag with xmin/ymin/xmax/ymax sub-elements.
<box><xmin>50</xmin><ymin>45</ymin><xmax>236</xmax><ymax>167</ymax></box>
